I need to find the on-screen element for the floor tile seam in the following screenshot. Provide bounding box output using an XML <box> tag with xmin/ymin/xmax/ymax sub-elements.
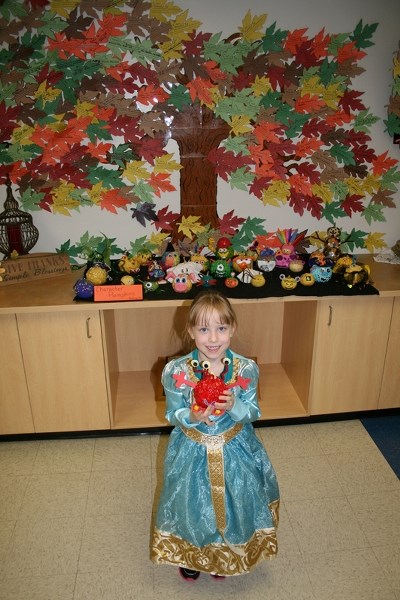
<box><xmin>368</xmin><ymin>544</ymin><xmax>400</xmax><ymax>595</ymax></box>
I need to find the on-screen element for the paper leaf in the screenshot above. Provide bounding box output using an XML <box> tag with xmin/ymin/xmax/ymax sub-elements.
<box><xmin>149</xmin><ymin>0</ymin><xmax>182</xmax><ymax>23</ymax></box>
<box><xmin>218</xmin><ymin>210</ymin><xmax>246</xmax><ymax>236</ymax></box>
<box><xmin>187</xmin><ymin>76</ymin><xmax>215</xmax><ymax>106</ymax></box>
<box><xmin>153</xmin><ymin>152</ymin><xmax>182</xmax><ymax>174</ymax></box>
<box><xmin>295</xmin><ymin>137</ymin><xmax>324</xmax><ymax>158</ymax></box>
<box><xmin>353</xmin><ymin>109</ymin><xmax>380</xmax><ymax>132</ymax></box>
<box><xmin>123</xmin><ymin>160</ymin><xmax>150</xmax><ymax>183</ymax></box>
<box><xmin>231</xmin><ymin>217</ymin><xmax>266</xmax><ymax>251</ymax></box>
<box><xmin>364</xmin><ymin>231</ymin><xmax>387</xmax><ymax>252</ymax></box>
<box><xmin>149</xmin><ymin>171</ymin><xmax>176</xmax><ymax>196</ymax></box>
<box><xmin>322</xmin><ymin>200</ymin><xmax>347</xmax><ymax>224</ymax></box>
<box><xmin>167</xmin><ymin>84</ymin><xmax>191</xmax><ymax>110</ymax></box>
<box><xmin>362</xmin><ymin>202</ymin><xmax>385</xmax><ymax>225</ymax></box>
<box><xmin>19</xmin><ymin>186</ymin><xmax>45</xmax><ymax>212</ymax></box>
<box><xmin>262</xmin><ymin>22</ymin><xmax>288</xmax><ymax>53</ymax></box>
<box><xmin>130</xmin><ymin>201</ymin><xmax>157</xmax><ymax>226</ymax></box>
<box><xmin>238</xmin><ymin>10</ymin><xmax>267</xmax><ymax>42</ymax></box>
<box><xmin>329</xmin><ymin>144</ymin><xmax>355</xmax><ymax>166</ymax></box>
<box><xmin>223</xmin><ymin>135</ymin><xmax>250</xmax><ymax>155</ymax></box>
<box><xmin>131</xmin><ymin>180</ymin><xmax>156</xmax><ymax>203</ymax></box>
<box><xmin>100</xmin><ymin>188</ymin><xmax>132</xmax><ymax>214</ymax></box>
<box><xmin>341</xmin><ymin>194</ymin><xmax>364</xmax><ymax>216</ymax></box>
<box><xmin>207</xmin><ymin>147</ymin><xmax>252</xmax><ymax>182</ymax></box>
<box><xmin>153</xmin><ymin>205</ymin><xmax>180</xmax><ymax>231</ymax></box>
<box><xmin>147</xmin><ymin>231</ymin><xmax>170</xmax><ymax>251</ymax></box>
<box><xmin>379</xmin><ymin>166</ymin><xmax>400</xmax><ymax>192</ymax></box>
<box><xmin>229</xmin><ymin>166</ymin><xmax>254</xmax><ymax>190</ymax></box>
<box><xmin>350</xmin><ymin>20</ymin><xmax>378</xmax><ymax>50</ymax></box>
<box><xmin>177</xmin><ymin>215</ymin><xmax>205</xmax><ymax>239</ymax></box>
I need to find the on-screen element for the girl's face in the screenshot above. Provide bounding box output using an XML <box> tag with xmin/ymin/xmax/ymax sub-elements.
<box><xmin>189</xmin><ymin>308</ymin><xmax>235</xmax><ymax>368</ymax></box>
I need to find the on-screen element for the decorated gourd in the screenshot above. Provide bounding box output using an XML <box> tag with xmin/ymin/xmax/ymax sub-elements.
<box><xmin>193</xmin><ymin>371</ymin><xmax>226</xmax><ymax>416</ymax></box>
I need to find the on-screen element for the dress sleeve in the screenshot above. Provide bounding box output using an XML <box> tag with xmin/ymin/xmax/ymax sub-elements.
<box><xmin>228</xmin><ymin>358</ymin><xmax>261</xmax><ymax>423</ymax></box>
<box><xmin>161</xmin><ymin>359</ymin><xmax>198</xmax><ymax>429</ymax></box>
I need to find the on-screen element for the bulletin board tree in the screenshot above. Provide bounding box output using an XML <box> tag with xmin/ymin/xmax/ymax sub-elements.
<box><xmin>0</xmin><ymin>0</ymin><xmax>399</xmax><ymax>251</ymax></box>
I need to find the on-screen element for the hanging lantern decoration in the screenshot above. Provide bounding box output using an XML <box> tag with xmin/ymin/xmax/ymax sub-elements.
<box><xmin>0</xmin><ymin>176</ymin><xmax>39</xmax><ymax>258</ymax></box>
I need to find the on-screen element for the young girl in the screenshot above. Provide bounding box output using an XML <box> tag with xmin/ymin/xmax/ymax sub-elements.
<box><xmin>151</xmin><ymin>290</ymin><xmax>279</xmax><ymax>580</ymax></box>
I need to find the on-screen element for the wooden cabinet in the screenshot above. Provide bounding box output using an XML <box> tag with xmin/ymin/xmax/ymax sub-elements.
<box><xmin>378</xmin><ymin>296</ymin><xmax>400</xmax><ymax>409</ymax></box>
<box><xmin>0</xmin><ymin>314</ymin><xmax>34</xmax><ymax>434</ymax></box>
<box><xmin>17</xmin><ymin>310</ymin><xmax>111</xmax><ymax>432</ymax></box>
<box><xmin>309</xmin><ymin>296</ymin><xmax>393</xmax><ymax>414</ymax></box>
<box><xmin>0</xmin><ymin>257</ymin><xmax>399</xmax><ymax>436</ymax></box>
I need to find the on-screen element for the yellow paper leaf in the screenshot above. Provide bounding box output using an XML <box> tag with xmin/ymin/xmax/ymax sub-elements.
<box><xmin>168</xmin><ymin>10</ymin><xmax>202</xmax><ymax>43</ymax></box>
<box><xmin>364</xmin><ymin>232</ymin><xmax>387</xmax><ymax>253</ymax></box>
<box><xmin>311</xmin><ymin>182</ymin><xmax>333</xmax><ymax>203</ymax></box>
<box><xmin>322</xmin><ymin>82</ymin><xmax>342</xmax><ymax>109</ymax></box>
<box><xmin>262</xmin><ymin>180</ymin><xmax>290</xmax><ymax>206</ymax></box>
<box><xmin>88</xmin><ymin>182</ymin><xmax>107</xmax><ymax>206</ymax></box>
<box><xmin>301</xmin><ymin>75</ymin><xmax>325</xmax><ymax>97</ymax></box>
<box><xmin>229</xmin><ymin>115</ymin><xmax>252</xmax><ymax>135</ymax></box>
<box><xmin>308</xmin><ymin>231</ymin><xmax>326</xmax><ymax>248</ymax></box>
<box><xmin>34</xmin><ymin>80</ymin><xmax>62</xmax><ymax>105</ymax></box>
<box><xmin>150</xmin><ymin>0</ymin><xmax>183</xmax><ymax>23</ymax></box>
<box><xmin>75</xmin><ymin>100</ymin><xmax>96</xmax><ymax>120</ymax></box>
<box><xmin>177</xmin><ymin>215</ymin><xmax>205</xmax><ymax>239</ymax></box>
<box><xmin>393</xmin><ymin>56</ymin><xmax>400</xmax><ymax>78</ymax></box>
<box><xmin>251</xmin><ymin>75</ymin><xmax>273</xmax><ymax>97</ymax></box>
<box><xmin>50</xmin><ymin>0</ymin><xmax>80</xmax><ymax>18</ymax></box>
<box><xmin>123</xmin><ymin>161</ymin><xmax>151</xmax><ymax>183</ymax></box>
<box><xmin>148</xmin><ymin>231</ymin><xmax>170</xmax><ymax>250</ymax></box>
<box><xmin>158</xmin><ymin>40</ymin><xmax>184</xmax><ymax>60</ymax></box>
<box><xmin>51</xmin><ymin>181</ymin><xmax>79</xmax><ymax>216</ymax></box>
<box><xmin>11</xmin><ymin>123</ymin><xmax>35</xmax><ymax>146</ymax></box>
<box><xmin>238</xmin><ymin>10</ymin><xmax>267</xmax><ymax>42</ymax></box>
<box><xmin>153</xmin><ymin>153</ymin><xmax>182</xmax><ymax>174</ymax></box>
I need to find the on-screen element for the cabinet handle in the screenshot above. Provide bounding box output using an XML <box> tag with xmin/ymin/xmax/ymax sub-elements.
<box><xmin>86</xmin><ymin>316</ymin><xmax>92</xmax><ymax>339</ymax></box>
<box><xmin>328</xmin><ymin>305</ymin><xmax>333</xmax><ymax>326</ymax></box>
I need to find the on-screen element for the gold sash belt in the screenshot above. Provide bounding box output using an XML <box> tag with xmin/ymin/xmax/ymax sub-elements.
<box><xmin>182</xmin><ymin>423</ymin><xmax>243</xmax><ymax>534</ymax></box>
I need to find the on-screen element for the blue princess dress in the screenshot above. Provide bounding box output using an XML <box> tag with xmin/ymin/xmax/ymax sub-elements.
<box><xmin>151</xmin><ymin>349</ymin><xmax>280</xmax><ymax>576</ymax></box>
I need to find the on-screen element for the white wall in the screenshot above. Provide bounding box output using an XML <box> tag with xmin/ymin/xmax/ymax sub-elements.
<box><xmin>1</xmin><ymin>0</ymin><xmax>399</xmax><ymax>255</ymax></box>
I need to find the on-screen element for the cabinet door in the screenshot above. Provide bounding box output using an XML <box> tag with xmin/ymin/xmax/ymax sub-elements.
<box><xmin>17</xmin><ymin>310</ymin><xmax>110</xmax><ymax>432</ymax></box>
<box><xmin>378</xmin><ymin>296</ymin><xmax>400</xmax><ymax>409</ymax></box>
<box><xmin>309</xmin><ymin>296</ymin><xmax>392</xmax><ymax>414</ymax></box>
<box><xmin>0</xmin><ymin>314</ymin><xmax>34</xmax><ymax>434</ymax></box>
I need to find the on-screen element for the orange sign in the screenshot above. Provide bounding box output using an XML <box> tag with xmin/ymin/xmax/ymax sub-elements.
<box><xmin>94</xmin><ymin>284</ymin><xmax>143</xmax><ymax>302</ymax></box>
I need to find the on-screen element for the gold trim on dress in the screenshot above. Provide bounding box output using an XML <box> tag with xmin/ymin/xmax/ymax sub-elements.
<box><xmin>181</xmin><ymin>423</ymin><xmax>243</xmax><ymax>535</ymax></box>
<box><xmin>151</xmin><ymin>519</ymin><xmax>279</xmax><ymax>576</ymax></box>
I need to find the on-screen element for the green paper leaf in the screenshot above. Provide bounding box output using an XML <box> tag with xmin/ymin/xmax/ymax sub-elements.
<box><xmin>0</xmin><ymin>80</ymin><xmax>16</xmax><ymax>107</ymax></box>
<box><xmin>37</xmin><ymin>11</ymin><xmax>69</xmax><ymax>40</ymax></box>
<box><xmin>384</xmin><ymin>113</ymin><xmax>400</xmax><ymax>137</ymax></box>
<box><xmin>329</xmin><ymin>181</ymin><xmax>348</xmax><ymax>201</ymax></box>
<box><xmin>285</xmin><ymin>113</ymin><xmax>309</xmax><ymax>139</ymax></box>
<box><xmin>7</xmin><ymin>143</ymin><xmax>42</xmax><ymax>162</ymax></box>
<box><xmin>0</xmin><ymin>0</ymin><xmax>27</xmax><ymax>20</ymax></box>
<box><xmin>362</xmin><ymin>202</ymin><xmax>385</xmax><ymax>225</ymax></box>
<box><xmin>231</xmin><ymin>217</ymin><xmax>266</xmax><ymax>251</ymax></box>
<box><xmin>129</xmin><ymin>236</ymin><xmax>148</xmax><ymax>256</ymax></box>
<box><xmin>353</xmin><ymin>109</ymin><xmax>380</xmax><ymax>132</ymax></box>
<box><xmin>329</xmin><ymin>144</ymin><xmax>355</xmax><ymax>166</ymax></box>
<box><xmin>223</xmin><ymin>136</ymin><xmax>251</xmax><ymax>155</ymax></box>
<box><xmin>228</xmin><ymin>167</ymin><xmax>255</xmax><ymax>190</ymax></box>
<box><xmin>87</xmin><ymin>166</ymin><xmax>123</xmax><ymax>188</ymax></box>
<box><xmin>167</xmin><ymin>85</ymin><xmax>191</xmax><ymax>110</ymax></box>
<box><xmin>262</xmin><ymin>22</ymin><xmax>288</xmax><ymax>53</ymax></box>
<box><xmin>19</xmin><ymin>187</ymin><xmax>45</xmax><ymax>212</ymax></box>
<box><xmin>319</xmin><ymin>58</ymin><xmax>337</xmax><ymax>86</ymax></box>
<box><xmin>322</xmin><ymin>200</ymin><xmax>347</xmax><ymax>224</ymax></box>
<box><xmin>108</xmin><ymin>37</ymin><xmax>161</xmax><ymax>65</ymax></box>
<box><xmin>340</xmin><ymin>228</ymin><xmax>368</xmax><ymax>252</ymax></box>
<box><xmin>203</xmin><ymin>34</ymin><xmax>254</xmax><ymax>75</ymax></box>
<box><xmin>132</xmin><ymin>180</ymin><xmax>155</xmax><ymax>203</ymax></box>
<box><xmin>214</xmin><ymin>89</ymin><xmax>260</xmax><ymax>121</ymax></box>
<box><xmin>86</xmin><ymin>121</ymin><xmax>113</xmax><ymax>143</ymax></box>
<box><xmin>380</xmin><ymin>166</ymin><xmax>400</xmax><ymax>192</ymax></box>
<box><xmin>109</xmin><ymin>144</ymin><xmax>138</xmax><ymax>168</ymax></box>
<box><xmin>260</xmin><ymin>90</ymin><xmax>282</xmax><ymax>109</ymax></box>
<box><xmin>350</xmin><ymin>20</ymin><xmax>378</xmax><ymax>49</ymax></box>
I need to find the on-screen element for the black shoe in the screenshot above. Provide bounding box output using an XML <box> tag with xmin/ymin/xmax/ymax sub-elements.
<box><xmin>179</xmin><ymin>567</ymin><xmax>200</xmax><ymax>581</ymax></box>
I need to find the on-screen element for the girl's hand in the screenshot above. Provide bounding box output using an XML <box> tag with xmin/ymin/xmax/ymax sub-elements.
<box><xmin>190</xmin><ymin>403</ymin><xmax>215</xmax><ymax>426</ymax></box>
<box><xmin>214</xmin><ymin>390</ymin><xmax>235</xmax><ymax>412</ymax></box>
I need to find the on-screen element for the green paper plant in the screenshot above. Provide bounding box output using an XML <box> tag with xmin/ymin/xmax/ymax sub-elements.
<box><xmin>0</xmin><ymin>0</ymin><xmax>399</xmax><ymax>255</ymax></box>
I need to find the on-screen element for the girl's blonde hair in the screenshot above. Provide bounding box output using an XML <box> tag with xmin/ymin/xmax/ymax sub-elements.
<box><xmin>184</xmin><ymin>291</ymin><xmax>237</xmax><ymax>345</ymax></box>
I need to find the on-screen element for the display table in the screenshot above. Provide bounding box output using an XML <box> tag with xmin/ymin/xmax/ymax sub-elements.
<box><xmin>0</xmin><ymin>255</ymin><xmax>399</xmax><ymax>436</ymax></box>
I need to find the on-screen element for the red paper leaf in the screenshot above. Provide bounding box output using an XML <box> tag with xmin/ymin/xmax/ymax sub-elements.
<box><xmin>183</xmin><ymin>31</ymin><xmax>212</xmax><ymax>57</ymax></box>
<box><xmin>218</xmin><ymin>210</ymin><xmax>246</xmax><ymax>236</ymax></box>
<box><xmin>352</xmin><ymin>144</ymin><xmax>376</xmax><ymax>165</ymax></box>
<box><xmin>136</xmin><ymin>84</ymin><xmax>169</xmax><ymax>106</ymax></box>
<box><xmin>372</xmin><ymin>151</ymin><xmax>398</xmax><ymax>176</ymax></box>
<box><xmin>149</xmin><ymin>172</ymin><xmax>176</xmax><ymax>197</ymax></box>
<box><xmin>100</xmin><ymin>188</ymin><xmax>131</xmax><ymax>214</ymax></box>
<box><xmin>288</xmin><ymin>190</ymin><xmax>306</xmax><ymax>216</ymax></box>
<box><xmin>302</xmin><ymin>117</ymin><xmax>332</xmax><ymax>138</ymax></box>
<box><xmin>207</xmin><ymin>147</ymin><xmax>251</xmax><ymax>181</ymax></box>
<box><xmin>294</xmin><ymin>136</ymin><xmax>324</xmax><ymax>158</ymax></box>
<box><xmin>339</xmin><ymin>90</ymin><xmax>365</xmax><ymax>114</ymax></box>
<box><xmin>136</xmin><ymin>136</ymin><xmax>166</xmax><ymax>164</ymax></box>
<box><xmin>154</xmin><ymin>205</ymin><xmax>180</xmax><ymax>231</ymax></box>
<box><xmin>295</xmin><ymin>94</ymin><xmax>326</xmax><ymax>113</ymax></box>
<box><xmin>253</xmin><ymin>121</ymin><xmax>283</xmax><ymax>144</ymax></box>
<box><xmin>187</xmin><ymin>77</ymin><xmax>215</xmax><ymax>105</ymax></box>
<box><xmin>304</xmin><ymin>194</ymin><xmax>323</xmax><ymax>219</ymax></box>
<box><xmin>289</xmin><ymin>173</ymin><xmax>313</xmax><ymax>196</ymax></box>
<box><xmin>284</xmin><ymin>28</ymin><xmax>309</xmax><ymax>54</ymax></box>
<box><xmin>337</xmin><ymin>42</ymin><xmax>366</xmax><ymax>64</ymax></box>
<box><xmin>341</xmin><ymin>194</ymin><xmax>364</xmax><ymax>217</ymax></box>
<box><xmin>296</xmin><ymin>161</ymin><xmax>321</xmax><ymax>183</ymax></box>
<box><xmin>249</xmin><ymin>176</ymin><xmax>273</xmax><ymax>199</ymax></box>
<box><xmin>311</xmin><ymin>28</ymin><xmax>331</xmax><ymax>59</ymax></box>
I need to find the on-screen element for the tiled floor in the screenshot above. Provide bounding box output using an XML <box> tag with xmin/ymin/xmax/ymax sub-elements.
<box><xmin>0</xmin><ymin>420</ymin><xmax>399</xmax><ymax>600</ymax></box>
